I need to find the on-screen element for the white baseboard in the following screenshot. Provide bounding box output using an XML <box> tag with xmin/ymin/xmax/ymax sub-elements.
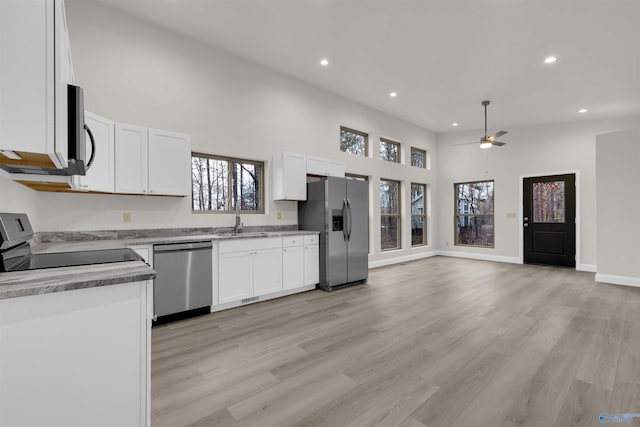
<box><xmin>595</xmin><ymin>273</ymin><xmax>640</xmax><ymax>287</ymax></box>
<box><xmin>577</xmin><ymin>264</ymin><xmax>597</xmax><ymax>272</ymax></box>
<box><xmin>367</xmin><ymin>250</ymin><xmax>598</xmax><ymax>274</ymax></box>
<box><xmin>435</xmin><ymin>250</ymin><xmax>521</xmax><ymax>265</ymax></box>
<box><xmin>368</xmin><ymin>251</ymin><xmax>438</xmax><ymax>269</ymax></box>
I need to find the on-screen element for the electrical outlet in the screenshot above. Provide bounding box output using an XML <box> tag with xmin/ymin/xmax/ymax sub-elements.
<box><xmin>276</xmin><ymin>211</ymin><xmax>282</xmax><ymax>220</ymax></box>
<box><xmin>123</xmin><ymin>212</ymin><xmax>132</xmax><ymax>223</ymax></box>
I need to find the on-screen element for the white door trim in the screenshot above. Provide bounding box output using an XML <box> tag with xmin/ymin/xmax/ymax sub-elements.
<box><xmin>518</xmin><ymin>170</ymin><xmax>581</xmax><ymax>268</ymax></box>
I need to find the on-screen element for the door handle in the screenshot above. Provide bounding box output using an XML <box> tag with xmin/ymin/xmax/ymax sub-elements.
<box><xmin>346</xmin><ymin>198</ymin><xmax>352</xmax><ymax>241</ymax></box>
<box><xmin>84</xmin><ymin>124</ymin><xmax>96</xmax><ymax>169</ymax></box>
<box><xmin>523</xmin><ymin>223</ymin><xmax>529</xmax><ymax>228</ymax></box>
<box><xmin>342</xmin><ymin>198</ymin><xmax>348</xmax><ymax>242</ymax></box>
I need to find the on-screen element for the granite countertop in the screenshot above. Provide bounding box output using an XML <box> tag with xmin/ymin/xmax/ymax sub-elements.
<box><xmin>32</xmin><ymin>230</ymin><xmax>320</xmax><ymax>254</ymax></box>
<box><xmin>0</xmin><ymin>261</ymin><xmax>156</xmax><ymax>300</ymax></box>
<box><xmin>0</xmin><ymin>228</ymin><xmax>318</xmax><ymax>300</ymax></box>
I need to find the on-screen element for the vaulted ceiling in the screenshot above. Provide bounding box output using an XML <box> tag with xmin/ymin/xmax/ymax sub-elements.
<box><xmin>95</xmin><ymin>0</ymin><xmax>640</xmax><ymax>133</ymax></box>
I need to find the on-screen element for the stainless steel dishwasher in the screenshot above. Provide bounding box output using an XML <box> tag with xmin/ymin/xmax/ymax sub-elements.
<box><xmin>153</xmin><ymin>241</ymin><xmax>213</xmax><ymax>317</ymax></box>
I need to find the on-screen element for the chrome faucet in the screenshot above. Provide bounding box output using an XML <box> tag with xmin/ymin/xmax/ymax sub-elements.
<box><xmin>234</xmin><ymin>202</ymin><xmax>243</xmax><ymax>233</ymax></box>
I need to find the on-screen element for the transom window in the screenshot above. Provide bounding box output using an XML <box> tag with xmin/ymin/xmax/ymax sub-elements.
<box><xmin>191</xmin><ymin>153</ymin><xmax>264</xmax><ymax>213</ymax></box>
<box><xmin>380</xmin><ymin>179</ymin><xmax>401</xmax><ymax>251</ymax></box>
<box><xmin>411</xmin><ymin>183</ymin><xmax>427</xmax><ymax>246</ymax></box>
<box><xmin>411</xmin><ymin>147</ymin><xmax>426</xmax><ymax>168</ymax></box>
<box><xmin>454</xmin><ymin>180</ymin><xmax>494</xmax><ymax>247</ymax></box>
<box><xmin>340</xmin><ymin>126</ymin><xmax>368</xmax><ymax>156</ymax></box>
<box><xmin>379</xmin><ymin>138</ymin><xmax>400</xmax><ymax>163</ymax></box>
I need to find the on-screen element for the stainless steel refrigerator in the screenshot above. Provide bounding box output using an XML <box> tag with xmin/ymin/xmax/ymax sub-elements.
<box><xmin>298</xmin><ymin>176</ymin><xmax>369</xmax><ymax>291</ymax></box>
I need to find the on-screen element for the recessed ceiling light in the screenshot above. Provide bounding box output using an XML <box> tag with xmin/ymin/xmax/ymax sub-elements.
<box><xmin>452</xmin><ymin>122</ymin><xmax>459</xmax><ymax>127</ymax></box>
<box><xmin>389</xmin><ymin>92</ymin><xmax>397</xmax><ymax>98</ymax></box>
<box><xmin>544</xmin><ymin>56</ymin><xmax>557</xmax><ymax>64</ymax></box>
<box><xmin>578</xmin><ymin>108</ymin><xmax>588</xmax><ymax>113</ymax></box>
<box><xmin>320</xmin><ymin>59</ymin><xmax>329</xmax><ymax>66</ymax></box>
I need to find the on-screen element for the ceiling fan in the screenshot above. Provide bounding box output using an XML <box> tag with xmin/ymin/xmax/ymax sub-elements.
<box><xmin>454</xmin><ymin>100</ymin><xmax>507</xmax><ymax>148</ymax></box>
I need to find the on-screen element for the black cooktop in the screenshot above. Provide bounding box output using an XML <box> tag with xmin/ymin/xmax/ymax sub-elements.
<box><xmin>4</xmin><ymin>248</ymin><xmax>144</xmax><ymax>272</ymax></box>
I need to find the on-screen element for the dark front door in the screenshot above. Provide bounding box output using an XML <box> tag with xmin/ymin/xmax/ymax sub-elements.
<box><xmin>523</xmin><ymin>174</ymin><xmax>576</xmax><ymax>268</ymax></box>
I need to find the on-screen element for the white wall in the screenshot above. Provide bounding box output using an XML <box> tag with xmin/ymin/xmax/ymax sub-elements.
<box><xmin>595</xmin><ymin>128</ymin><xmax>640</xmax><ymax>285</ymax></box>
<box><xmin>2</xmin><ymin>1</ymin><xmax>638</xmax><ymax>272</ymax></box>
<box><xmin>436</xmin><ymin>117</ymin><xmax>640</xmax><ymax>269</ymax></box>
<box><xmin>0</xmin><ymin>1</ymin><xmax>436</xmax><ymax>264</ymax></box>
<box><xmin>0</xmin><ymin>177</ymin><xmax>38</xmax><ymax>216</ymax></box>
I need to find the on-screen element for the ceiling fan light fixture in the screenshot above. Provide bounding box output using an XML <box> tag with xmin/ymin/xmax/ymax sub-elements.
<box><xmin>480</xmin><ymin>141</ymin><xmax>493</xmax><ymax>149</ymax></box>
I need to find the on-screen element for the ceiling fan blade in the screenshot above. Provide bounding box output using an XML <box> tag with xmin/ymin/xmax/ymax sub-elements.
<box><xmin>452</xmin><ymin>142</ymin><xmax>479</xmax><ymax>147</ymax></box>
<box><xmin>487</xmin><ymin>130</ymin><xmax>507</xmax><ymax>141</ymax></box>
<box><xmin>492</xmin><ymin>141</ymin><xmax>506</xmax><ymax>146</ymax></box>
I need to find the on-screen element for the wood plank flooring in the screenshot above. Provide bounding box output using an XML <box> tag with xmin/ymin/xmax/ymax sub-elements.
<box><xmin>151</xmin><ymin>256</ymin><xmax>640</xmax><ymax>427</ymax></box>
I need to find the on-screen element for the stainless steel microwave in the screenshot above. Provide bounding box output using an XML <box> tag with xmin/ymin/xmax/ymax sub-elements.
<box><xmin>0</xmin><ymin>84</ymin><xmax>95</xmax><ymax>176</ymax></box>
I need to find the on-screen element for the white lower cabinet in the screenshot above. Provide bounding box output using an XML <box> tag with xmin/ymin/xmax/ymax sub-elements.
<box><xmin>218</xmin><ymin>237</ymin><xmax>283</xmax><ymax>304</ymax></box>
<box><xmin>0</xmin><ymin>281</ymin><xmax>152</xmax><ymax>427</ymax></box>
<box><xmin>304</xmin><ymin>242</ymin><xmax>320</xmax><ymax>286</ymax></box>
<box><xmin>215</xmin><ymin>233</ymin><xmax>319</xmax><ymax>308</ymax></box>
<box><xmin>253</xmin><ymin>247</ymin><xmax>283</xmax><ymax>296</ymax></box>
<box><xmin>283</xmin><ymin>236</ymin><xmax>304</xmax><ymax>291</ymax></box>
<box><xmin>219</xmin><ymin>250</ymin><xmax>253</xmax><ymax>303</ymax></box>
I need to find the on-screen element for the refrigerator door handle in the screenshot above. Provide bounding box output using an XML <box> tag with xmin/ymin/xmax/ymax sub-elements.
<box><xmin>342</xmin><ymin>198</ymin><xmax>348</xmax><ymax>241</ymax></box>
<box><xmin>346</xmin><ymin>198</ymin><xmax>352</xmax><ymax>241</ymax></box>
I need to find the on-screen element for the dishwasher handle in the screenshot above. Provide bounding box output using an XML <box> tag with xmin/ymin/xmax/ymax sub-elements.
<box><xmin>154</xmin><ymin>241</ymin><xmax>212</xmax><ymax>252</ymax></box>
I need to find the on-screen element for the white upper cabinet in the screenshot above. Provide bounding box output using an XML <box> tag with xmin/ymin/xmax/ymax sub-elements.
<box><xmin>0</xmin><ymin>0</ymin><xmax>72</xmax><ymax>169</ymax></box>
<box><xmin>148</xmin><ymin>128</ymin><xmax>190</xmax><ymax>196</ymax></box>
<box><xmin>72</xmin><ymin>112</ymin><xmax>114</xmax><ymax>193</ymax></box>
<box><xmin>306</xmin><ymin>156</ymin><xmax>345</xmax><ymax>177</ymax></box>
<box><xmin>114</xmin><ymin>124</ymin><xmax>190</xmax><ymax>196</ymax></box>
<box><xmin>325</xmin><ymin>159</ymin><xmax>345</xmax><ymax>177</ymax></box>
<box><xmin>306</xmin><ymin>156</ymin><xmax>326</xmax><ymax>176</ymax></box>
<box><xmin>272</xmin><ymin>152</ymin><xmax>306</xmax><ymax>200</ymax></box>
<box><xmin>115</xmin><ymin>123</ymin><xmax>149</xmax><ymax>195</ymax></box>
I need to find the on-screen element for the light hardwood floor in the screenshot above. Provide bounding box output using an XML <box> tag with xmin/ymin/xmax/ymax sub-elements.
<box><xmin>151</xmin><ymin>256</ymin><xmax>640</xmax><ymax>427</ymax></box>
